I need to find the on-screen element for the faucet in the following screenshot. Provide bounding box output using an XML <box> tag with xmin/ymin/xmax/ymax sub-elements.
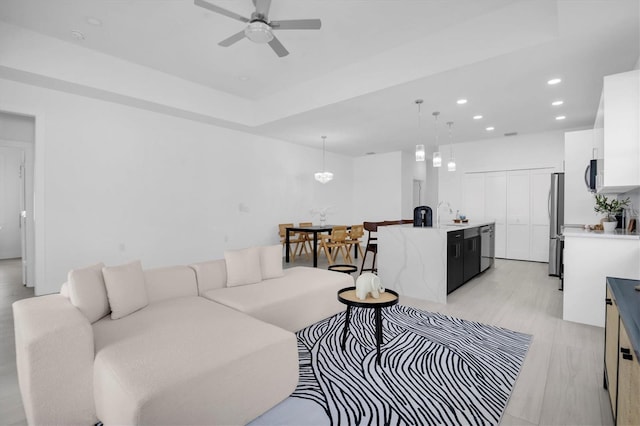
<box><xmin>436</xmin><ymin>201</ymin><xmax>453</xmax><ymax>227</ymax></box>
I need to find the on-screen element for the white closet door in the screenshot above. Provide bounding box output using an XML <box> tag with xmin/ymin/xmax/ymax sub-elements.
<box><xmin>506</xmin><ymin>170</ymin><xmax>530</xmax><ymax>260</ymax></box>
<box><xmin>530</xmin><ymin>170</ymin><xmax>552</xmax><ymax>262</ymax></box>
<box><xmin>462</xmin><ymin>174</ymin><xmax>485</xmax><ymax>222</ymax></box>
<box><xmin>484</xmin><ymin>172</ymin><xmax>507</xmax><ymax>258</ymax></box>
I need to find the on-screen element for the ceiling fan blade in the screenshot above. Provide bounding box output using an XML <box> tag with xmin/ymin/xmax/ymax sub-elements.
<box><xmin>253</xmin><ymin>0</ymin><xmax>272</xmax><ymax>18</ymax></box>
<box><xmin>194</xmin><ymin>0</ymin><xmax>249</xmax><ymax>23</ymax></box>
<box><xmin>218</xmin><ymin>30</ymin><xmax>246</xmax><ymax>47</ymax></box>
<box><xmin>268</xmin><ymin>36</ymin><xmax>289</xmax><ymax>57</ymax></box>
<box><xmin>270</xmin><ymin>19</ymin><xmax>321</xmax><ymax>30</ymax></box>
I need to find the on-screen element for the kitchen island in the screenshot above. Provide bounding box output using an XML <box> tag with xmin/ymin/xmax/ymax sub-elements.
<box><xmin>378</xmin><ymin>222</ymin><xmax>495</xmax><ymax>304</ymax></box>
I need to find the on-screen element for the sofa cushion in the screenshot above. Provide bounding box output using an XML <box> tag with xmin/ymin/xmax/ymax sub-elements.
<box><xmin>144</xmin><ymin>265</ymin><xmax>198</xmax><ymax>304</ymax></box>
<box><xmin>260</xmin><ymin>245</ymin><xmax>284</xmax><ymax>280</ymax></box>
<box><xmin>68</xmin><ymin>262</ymin><xmax>110</xmax><ymax>323</ymax></box>
<box><xmin>202</xmin><ymin>266</ymin><xmax>353</xmax><ymax>332</ymax></box>
<box><xmin>92</xmin><ymin>297</ymin><xmax>298</xmax><ymax>426</ymax></box>
<box><xmin>189</xmin><ymin>259</ymin><xmax>226</xmax><ymax>294</ymax></box>
<box><xmin>102</xmin><ymin>261</ymin><xmax>148</xmax><ymax>320</ymax></box>
<box><xmin>224</xmin><ymin>247</ymin><xmax>262</xmax><ymax>287</ymax></box>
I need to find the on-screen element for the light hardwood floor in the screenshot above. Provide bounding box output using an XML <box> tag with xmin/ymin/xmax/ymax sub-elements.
<box><xmin>0</xmin><ymin>255</ymin><xmax>613</xmax><ymax>425</ymax></box>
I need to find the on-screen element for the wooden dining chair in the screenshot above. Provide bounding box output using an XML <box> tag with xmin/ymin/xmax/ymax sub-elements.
<box><xmin>320</xmin><ymin>226</ymin><xmax>352</xmax><ymax>265</ymax></box>
<box><xmin>296</xmin><ymin>222</ymin><xmax>314</xmax><ymax>258</ymax></box>
<box><xmin>345</xmin><ymin>224</ymin><xmax>365</xmax><ymax>258</ymax></box>
<box><xmin>278</xmin><ymin>223</ymin><xmax>304</xmax><ymax>262</ymax></box>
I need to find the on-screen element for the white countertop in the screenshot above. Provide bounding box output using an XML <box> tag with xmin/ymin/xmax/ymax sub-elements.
<box><xmin>390</xmin><ymin>221</ymin><xmax>495</xmax><ymax>232</ymax></box>
<box><xmin>562</xmin><ymin>227</ymin><xmax>640</xmax><ymax>240</ymax></box>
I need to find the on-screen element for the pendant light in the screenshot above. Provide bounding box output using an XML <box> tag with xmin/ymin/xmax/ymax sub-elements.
<box><xmin>314</xmin><ymin>136</ymin><xmax>334</xmax><ymax>183</ymax></box>
<box><xmin>446</xmin><ymin>121</ymin><xmax>456</xmax><ymax>172</ymax></box>
<box><xmin>414</xmin><ymin>99</ymin><xmax>425</xmax><ymax>162</ymax></box>
<box><xmin>432</xmin><ymin>111</ymin><xmax>442</xmax><ymax>167</ymax></box>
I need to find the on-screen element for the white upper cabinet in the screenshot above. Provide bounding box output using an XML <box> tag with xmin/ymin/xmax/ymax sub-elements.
<box><xmin>596</xmin><ymin>69</ymin><xmax>640</xmax><ymax>194</ymax></box>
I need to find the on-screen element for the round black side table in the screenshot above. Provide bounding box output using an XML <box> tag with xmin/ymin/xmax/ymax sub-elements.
<box><xmin>328</xmin><ymin>264</ymin><xmax>358</xmax><ymax>275</ymax></box>
<box><xmin>337</xmin><ymin>286</ymin><xmax>399</xmax><ymax>366</ymax></box>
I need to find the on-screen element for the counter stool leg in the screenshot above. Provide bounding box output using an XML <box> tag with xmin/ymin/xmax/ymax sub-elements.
<box><xmin>375</xmin><ymin>307</ymin><xmax>382</xmax><ymax>365</ymax></box>
<box><xmin>341</xmin><ymin>306</ymin><xmax>352</xmax><ymax>351</ymax></box>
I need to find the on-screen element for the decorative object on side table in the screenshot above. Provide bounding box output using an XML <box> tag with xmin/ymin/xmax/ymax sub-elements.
<box><xmin>355</xmin><ymin>272</ymin><xmax>385</xmax><ymax>300</ymax></box>
<box><xmin>594</xmin><ymin>194</ymin><xmax>629</xmax><ymax>232</ymax></box>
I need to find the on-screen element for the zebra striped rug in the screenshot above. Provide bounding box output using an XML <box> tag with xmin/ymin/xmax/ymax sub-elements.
<box><xmin>291</xmin><ymin>304</ymin><xmax>531</xmax><ymax>425</ymax></box>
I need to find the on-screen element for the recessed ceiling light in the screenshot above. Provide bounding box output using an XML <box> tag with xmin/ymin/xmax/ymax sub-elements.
<box><xmin>238</xmin><ymin>75</ymin><xmax>250</xmax><ymax>81</ymax></box>
<box><xmin>456</xmin><ymin>99</ymin><xmax>468</xmax><ymax>105</ymax></box>
<box><xmin>86</xmin><ymin>17</ymin><xmax>102</xmax><ymax>26</ymax></box>
<box><xmin>70</xmin><ymin>30</ymin><xmax>85</xmax><ymax>40</ymax></box>
<box><xmin>555</xmin><ymin>115</ymin><xmax>566</xmax><ymax>120</ymax></box>
<box><xmin>486</xmin><ymin>126</ymin><xmax>495</xmax><ymax>131</ymax></box>
<box><xmin>552</xmin><ymin>100</ymin><xmax>564</xmax><ymax>106</ymax></box>
<box><xmin>547</xmin><ymin>78</ymin><xmax>562</xmax><ymax>85</ymax></box>
<box><xmin>473</xmin><ymin>115</ymin><xmax>483</xmax><ymax>120</ymax></box>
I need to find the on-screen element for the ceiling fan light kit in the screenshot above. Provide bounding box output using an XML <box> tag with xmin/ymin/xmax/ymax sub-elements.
<box><xmin>244</xmin><ymin>21</ymin><xmax>273</xmax><ymax>43</ymax></box>
<box><xmin>194</xmin><ymin>0</ymin><xmax>321</xmax><ymax>57</ymax></box>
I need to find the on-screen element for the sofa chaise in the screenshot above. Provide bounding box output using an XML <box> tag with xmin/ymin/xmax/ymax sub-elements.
<box><xmin>13</xmin><ymin>245</ymin><xmax>353</xmax><ymax>425</ymax></box>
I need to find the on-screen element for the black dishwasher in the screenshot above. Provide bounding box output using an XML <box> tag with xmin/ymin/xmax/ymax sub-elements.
<box><xmin>463</xmin><ymin>227</ymin><xmax>480</xmax><ymax>283</ymax></box>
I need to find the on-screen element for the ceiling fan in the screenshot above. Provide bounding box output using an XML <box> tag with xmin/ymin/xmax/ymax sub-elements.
<box><xmin>194</xmin><ymin>0</ymin><xmax>321</xmax><ymax>57</ymax></box>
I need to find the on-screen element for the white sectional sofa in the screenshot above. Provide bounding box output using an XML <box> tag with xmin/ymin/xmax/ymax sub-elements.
<box><xmin>13</xmin><ymin>246</ymin><xmax>353</xmax><ymax>425</ymax></box>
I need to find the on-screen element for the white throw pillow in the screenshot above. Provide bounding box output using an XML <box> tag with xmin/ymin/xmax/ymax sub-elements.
<box><xmin>68</xmin><ymin>262</ymin><xmax>110</xmax><ymax>323</ymax></box>
<box><xmin>260</xmin><ymin>245</ymin><xmax>284</xmax><ymax>280</ymax></box>
<box><xmin>224</xmin><ymin>247</ymin><xmax>262</xmax><ymax>287</ymax></box>
<box><xmin>102</xmin><ymin>260</ymin><xmax>149</xmax><ymax>320</ymax></box>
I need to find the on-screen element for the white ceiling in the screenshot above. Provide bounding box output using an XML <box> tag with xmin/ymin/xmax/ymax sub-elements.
<box><xmin>1</xmin><ymin>0</ymin><xmax>638</xmax><ymax>156</ymax></box>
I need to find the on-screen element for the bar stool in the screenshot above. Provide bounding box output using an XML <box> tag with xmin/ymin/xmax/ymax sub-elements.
<box><xmin>359</xmin><ymin>221</ymin><xmax>383</xmax><ymax>275</ymax></box>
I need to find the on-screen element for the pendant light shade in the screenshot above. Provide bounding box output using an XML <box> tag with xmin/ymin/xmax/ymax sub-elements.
<box><xmin>433</xmin><ymin>152</ymin><xmax>442</xmax><ymax>167</ymax></box>
<box><xmin>446</xmin><ymin>121</ymin><xmax>456</xmax><ymax>172</ymax></box>
<box><xmin>414</xmin><ymin>99</ymin><xmax>425</xmax><ymax>162</ymax></box>
<box><xmin>314</xmin><ymin>136</ymin><xmax>333</xmax><ymax>184</ymax></box>
<box><xmin>432</xmin><ymin>111</ymin><xmax>441</xmax><ymax>167</ymax></box>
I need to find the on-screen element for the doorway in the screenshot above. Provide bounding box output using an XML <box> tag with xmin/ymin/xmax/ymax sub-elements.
<box><xmin>0</xmin><ymin>111</ymin><xmax>35</xmax><ymax>287</ymax></box>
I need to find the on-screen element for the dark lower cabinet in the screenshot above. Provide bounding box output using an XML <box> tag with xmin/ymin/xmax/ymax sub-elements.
<box><xmin>447</xmin><ymin>231</ymin><xmax>464</xmax><ymax>294</ymax></box>
<box><xmin>447</xmin><ymin>227</ymin><xmax>482</xmax><ymax>294</ymax></box>
<box><xmin>463</xmin><ymin>234</ymin><xmax>480</xmax><ymax>283</ymax></box>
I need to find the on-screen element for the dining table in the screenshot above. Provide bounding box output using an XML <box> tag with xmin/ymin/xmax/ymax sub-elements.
<box><xmin>285</xmin><ymin>225</ymin><xmax>355</xmax><ymax>268</ymax></box>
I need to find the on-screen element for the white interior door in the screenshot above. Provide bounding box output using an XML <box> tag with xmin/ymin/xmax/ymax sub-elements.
<box><xmin>462</xmin><ymin>174</ymin><xmax>485</xmax><ymax>222</ymax></box>
<box><xmin>506</xmin><ymin>170</ymin><xmax>530</xmax><ymax>260</ymax></box>
<box><xmin>484</xmin><ymin>171</ymin><xmax>507</xmax><ymax>258</ymax></box>
<box><xmin>0</xmin><ymin>147</ymin><xmax>23</xmax><ymax>260</ymax></box>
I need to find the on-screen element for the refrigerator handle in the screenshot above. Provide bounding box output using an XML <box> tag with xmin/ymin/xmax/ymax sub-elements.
<box><xmin>547</xmin><ymin>189</ymin><xmax>552</xmax><ymax>220</ymax></box>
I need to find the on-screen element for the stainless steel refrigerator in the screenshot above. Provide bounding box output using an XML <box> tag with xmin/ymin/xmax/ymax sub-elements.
<box><xmin>548</xmin><ymin>172</ymin><xmax>564</xmax><ymax>276</ymax></box>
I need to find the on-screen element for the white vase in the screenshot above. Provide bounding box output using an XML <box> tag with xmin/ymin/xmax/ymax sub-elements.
<box><xmin>603</xmin><ymin>221</ymin><xmax>617</xmax><ymax>233</ymax></box>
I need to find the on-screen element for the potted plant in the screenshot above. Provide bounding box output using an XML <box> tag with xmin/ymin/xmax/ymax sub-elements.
<box><xmin>594</xmin><ymin>194</ymin><xmax>630</xmax><ymax>232</ymax></box>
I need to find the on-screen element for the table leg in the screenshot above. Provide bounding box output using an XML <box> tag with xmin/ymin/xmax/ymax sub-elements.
<box><xmin>285</xmin><ymin>229</ymin><xmax>291</xmax><ymax>263</ymax></box>
<box><xmin>313</xmin><ymin>232</ymin><xmax>319</xmax><ymax>267</ymax></box>
<box><xmin>375</xmin><ymin>307</ymin><xmax>382</xmax><ymax>366</ymax></box>
<box><xmin>341</xmin><ymin>306</ymin><xmax>352</xmax><ymax>351</ymax></box>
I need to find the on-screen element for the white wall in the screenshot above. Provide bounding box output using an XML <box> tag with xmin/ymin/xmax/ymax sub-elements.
<box><xmin>0</xmin><ymin>147</ymin><xmax>22</xmax><ymax>259</ymax></box>
<box><xmin>353</xmin><ymin>152</ymin><xmax>405</xmax><ymax>223</ymax></box>
<box><xmin>1</xmin><ymin>78</ymin><xmax>354</xmax><ymax>295</ymax></box>
<box><xmin>438</xmin><ymin>130</ymin><xmax>565</xmax><ymax>218</ymax></box>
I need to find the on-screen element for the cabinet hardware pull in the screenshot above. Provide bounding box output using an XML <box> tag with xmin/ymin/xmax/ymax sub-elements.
<box><xmin>622</xmin><ymin>353</ymin><xmax>633</xmax><ymax>361</ymax></box>
<box><xmin>621</xmin><ymin>347</ymin><xmax>631</xmax><ymax>354</ymax></box>
<box><xmin>605</xmin><ymin>298</ymin><xmax>612</xmax><ymax>305</ymax></box>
